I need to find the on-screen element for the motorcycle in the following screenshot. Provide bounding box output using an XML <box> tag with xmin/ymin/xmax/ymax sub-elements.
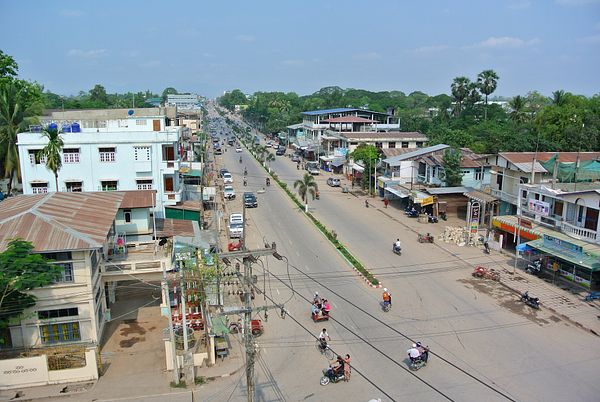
<box><xmin>392</xmin><ymin>244</ymin><xmax>402</xmax><ymax>256</ymax></box>
<box><xmin>521</xmin><ymin>291</ymin><xmax>540</xmax><ymax>309</ymax></box>
<box><xmin>382</xmin><ymin>301</ymin><xmax>391</xmax><ymax>312</ymax></box>
<box><xmin>315</xmin><ymin>191</ymin><xmax>320</xmax><ymax>200</ymax></box>
<box><xmin>266</xmin><ymin>177</ymin><xmax>270</xmax><ymax>186</ymax></box>
<box><xmin>409</xmin><ymin>348</ymin><xmax>429</xmax><ymax>371</ymax></box>
<box><xmin>243</xmin><ymin>179</ymin><xmax>247</xmax><ymax>187</ymax></box>
<box><xmin>427</xmin><ymin>214</ymin><xmax>438</xmax><ymax>223</ymax></box>
<box><xmin>526</xmin><ymin>260</ymin><xmax>542</xmax><ymax>275</ymax></box>
<box><xmin>365</xmin><ymin>200</ymin><xmax>369</xmax><ymax>208</ymax></box>
<box><xmin>417</xmin><ymin>233</ymin><xmax>434</xmax><ymax>243</ymax></box>
<box><xmin>320</xmin><ymin>365</ymin><xmax>345</xmax><ymax>386</ymax></box>
<box><xmin>239</xmin><ymin>157</ymin><xmax>242</xmax><ymax>164</ymax></box>
<box><xmin>483</xmin><ymin>241</ymin><xmax>490</xmax><ymax>254</ymax></box>
<box><xmin>439</xmin><ymin>211</ymin><xmax>447</xmax><ymax>221</ymax></box>
<box><xmin>244</xmin><ymin>168</ymin><xmax>248</xmax><ymax>176</ymax></box>
<box><xmin>405</xmin><ymin>209</ymin><xmax>418</xmax><ymax>218</ymax></box>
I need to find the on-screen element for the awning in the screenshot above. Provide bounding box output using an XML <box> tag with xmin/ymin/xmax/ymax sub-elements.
<box><xmin>352</xmin><ymin>163</ymin><xmax>364</xmax><ymax>172</ymax></box>
<box><xmin>492</xmin><ymin>216</ymin><xmax>542</xmax><ymax>241</ymax></box>
<box><xmin>464</xmin><ymin>190</ymin><xmax>498</xmax><ymax>204</ymax></box>
<box><xmin>516</xmin><ymin>243</ymin><xmax>532</xmax><ymax>252</ymax></box>
<box><xmin>330</xmin><ymin>158</ymin><xmax>345</xmax><ymax>167</ymax></box>
<box><xmin>385</xmin><ymin>186</ymin><xmax>410</xmax><ymax>198</ymax></box>
<box><xmin>526</xmin><ymin>238</ymin><xmax>600</xmax><ymax>271</ymax></box>
<box><xmin>183</xmin><ymin>169</ymin><xmax>202</xmax><ymax>177</ymax></box>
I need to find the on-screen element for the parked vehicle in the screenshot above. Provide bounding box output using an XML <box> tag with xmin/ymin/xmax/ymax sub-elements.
<box><xmin>521</xmin><ymin>291</ymin><xmax>540</xmax><ymax>309</ymax></box>
<box><xmin>585</xmin><ymin>291</ymin><xmax>600</xmax><ymax>302</ymax></box>
<box><xmin>405</xmin><ymin>208</ymin><xmax>418</xmax><ymax>218</ymax></box>
<box><xmin>306</xmin><ymin>161</ymin><xmax>320</xmax><ymax>175</ymax></box>
<box><xmin>219</xmin><ymin>168</ymin><xmax>229</xmax><ymax>178</ymax></box>
<box><xmin>236</xmin><ymin>147</ymin><xmax>243</xmax><ymax>153</ymax></box>
<box><xmin>472</xmin><ymin>266</ymin><xmax>500</xmax><ymax>281</ymax></box>
<box><xmin>276</xmin><ymin>147</ymin><xmax>285</xmax><ymax>156</ymax></box>
<box><xmin>327</xmin><ymin>177</ymin><xmax>341</xmax><ymax>187</ymax></box>
<box><xmin>526</xmin><ymin>259</ymin><xmax>542</xmax><ymax>275</ymax></box>
<box><xmin>223</xmin><ymin>185</ymin><xmax>236</xmax><ymax>200</ymax></box>
<box><xmin>243</xmin><ymin>192</ymin><xmax>258</xmax><ymax>208</ymax></box>
<box><xmin>291</xmin><ymin>154</ymin><xmax>301</xmax><ymax>162</ymax></box>
<box><xmin>228</xmin><ymin>222</ymin><xmax>244</xmax><ymax>238</ymax></box>
<box><xmin>229</xmin><ymin>213</ymin><xmax>243</xmax><ymax>224</ymax></box>
<box><xmin>427</xmin><ymin>214</ymin><xmax>438</xmax><ymax>223</ymax></box>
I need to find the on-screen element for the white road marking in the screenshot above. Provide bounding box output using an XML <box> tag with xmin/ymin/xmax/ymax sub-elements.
<box><xmin>276</xmin><ymin>289</ymin><xmax>280</xmax><ymax>295</ymax></box>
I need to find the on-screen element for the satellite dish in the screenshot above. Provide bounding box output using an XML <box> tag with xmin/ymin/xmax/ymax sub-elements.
<box><xmin>128</xmin><ymin>109</ymin><xmax>134</xmax><ymax>116</ymax></box>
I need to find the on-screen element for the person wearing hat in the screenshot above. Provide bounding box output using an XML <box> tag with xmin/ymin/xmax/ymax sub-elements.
<box><xmin>407</xmin><ymin>343</ymin><xmax>421</xmax><ymax>363</ymax></box>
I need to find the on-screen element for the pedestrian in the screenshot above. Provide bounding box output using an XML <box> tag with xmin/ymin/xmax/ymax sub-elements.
<box><xmin>384</xmin><ymin>198</ymin><xmax>389</xmax><ymax>208</ymax></box>
<box><xmin>344</xmin><ymin>354</ymin><xmax>351</xmax><ymax>381</ymax></box>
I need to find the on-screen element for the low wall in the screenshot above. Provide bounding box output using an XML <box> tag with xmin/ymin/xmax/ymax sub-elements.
<box><xmin>0</xmin><ymin>349</ymin><xmax>98</xmax><ymax>390</ymax></box>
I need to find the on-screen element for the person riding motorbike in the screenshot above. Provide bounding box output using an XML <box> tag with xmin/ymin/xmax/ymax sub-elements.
<box><xmin>365</xmin><ymin>199</ymin><xmax>369</xmax><ymax>208</ymax></box>
<box><xmin>243</xmin><ymin>178</ymin><xmax>247</xmax><ymax>186</ymax></box>
<box><xmin>407</xmin><ymin>344</ymin><xmax>421</xmax><ymax>363</ymax></box>
<box><xmin>266</xmin><ymin>177</ymin><xmax>270</xmax><ymax>186</ymax></box>
<box><xmin>318</xmin><ymin>328</ymin><xmax>330</xmax><ymax>351</ymax></box>
<box><xmin>416</xmin><ymin>342</ymin><xmax>429</xmax><ymax>363</ymax></box>
<box><xmin>393</xmin><ymin>239</ymin><xmax>402</xmax><ymax>253</ymax></box>
<box><xmin>382</xmin><ymin>288</ymin><xmax>392</xmax><ymax>307</ymax></box>
<box><xmin>311</xmin><ymin>303</ymin><xmax>321</xmax><ymax>318</ymax></box>
<box><xmin>239</xmin><ymin>156</ymin><xmax>242</xmax><ymax>164</ymax></box>
<box><xmin>331</xmin><ymin>355</ymin><xmax>345</xmax><ymax>377</ymax></box>
<box><xmin>314</xmin><ymin>292</ymin><xmax>321</xmax><ymax>306</ymax></box>
<box><xmin>244</xmin><ymin>167</ymin><xmax>248</xmax><ymax>176</ymax></box>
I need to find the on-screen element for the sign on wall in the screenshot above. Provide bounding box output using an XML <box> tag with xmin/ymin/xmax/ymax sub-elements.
<box><xmin>469</xmin><ymin>201</ymin><xmax>480</xmax><ymax>235</ymax></box>
<box><xmin>0</xmin><ymin>356</ymin><xmax>48</xmax><ymax>387</ymax></box>
<box><xmin>528</xmin><ymin>199</ymin><xmax>550</xmax><ymax>217</ymax></box>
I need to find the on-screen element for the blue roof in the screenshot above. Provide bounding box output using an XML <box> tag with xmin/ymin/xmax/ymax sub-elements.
<box><xmin>301</xmin><ymin>107</ymin><xmax>357</xmax><ymax>116</ymax></box>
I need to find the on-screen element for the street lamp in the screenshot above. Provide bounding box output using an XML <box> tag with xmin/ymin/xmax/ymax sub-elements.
<box><xmin>490</xmin><ymin>169</ymin><xmax>527</xmax><ymax>274</ymax></box>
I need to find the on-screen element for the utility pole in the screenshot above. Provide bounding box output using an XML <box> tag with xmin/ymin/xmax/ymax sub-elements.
<box><xmin>162</xmin><ymin>267</ymin><xmax>179</xmax><ymax>384</ymax></box>
<box><xmin>218</xmin><ymin>244</ymin><xmax>284</xmax><ymax>402</ymax></box>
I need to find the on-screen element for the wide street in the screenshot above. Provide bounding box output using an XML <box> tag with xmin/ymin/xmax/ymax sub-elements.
<box><xmin>200</xmin><ymin>105</ymin><xmax>600</xmax><ymax>402</ymax></box>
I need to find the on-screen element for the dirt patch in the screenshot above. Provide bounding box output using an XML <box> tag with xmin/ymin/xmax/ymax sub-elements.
<box><xmin>120</xmin><ymin>336</ymin><xmax>146</xmax><ymax>348</ymax></box>
<box><xmin>548</xmin><ymin>315</ymin><xmax>562</xmax><ymax>323</ymax></box>
<box><xmin>459</xmin><ymin>278</ymin><xmax>550</xmax><ymax>325</ymax></box>
<box><xmin>120</xmin><ymin>320</ymin><xmax>147</xmax><ymax>336</ymax></box>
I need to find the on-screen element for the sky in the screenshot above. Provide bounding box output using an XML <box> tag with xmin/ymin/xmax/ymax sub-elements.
<box><xmin>1</xmin><ymin>0</ymin><xmax>599</xmax><ymax>99</ymax></box>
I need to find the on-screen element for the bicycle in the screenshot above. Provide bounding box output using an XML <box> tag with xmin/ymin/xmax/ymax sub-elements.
<box><xmin>315</xmin><ymin>339</ymin><xmax>335</xmax><ymax>359</ymax></box>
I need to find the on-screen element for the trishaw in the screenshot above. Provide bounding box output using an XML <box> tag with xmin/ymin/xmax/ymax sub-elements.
<box><xmin>472</xmin><ymin>266</ymin><xmax>500</xmax><ymax>281</ymax></box>
<box><xmin>417</xmin><ymin>233</ymin><xmax>434</xmax><ymax>243</ymax></box>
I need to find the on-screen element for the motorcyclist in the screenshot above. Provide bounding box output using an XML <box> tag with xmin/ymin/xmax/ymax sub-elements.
<box><xmin>318</xmin><ymin>328</ymin><xmax>330</xmax><ymax>351</ymax></box>
<box><xmin>393</xmin><ymin>239</ymin><xmax>401</xmax><ymax>253</ymax></box>
<box><xmin>416</xmin><ymin>342</ymin><xmax>429</xmax><ymax>363</ymax></box>
<box><xmin>266</xmin><ymin>177</ymin><xmax>270</xmax><ymax>186</ymax></box>
<box><xmin>311</xmin><ymin>302</ymin><xmax>321</xmax><ymax>318</ymax></box>
<box><xmin>239</xmin><ymin>156</ymin><xmax>242</xmax><ymax>163</ymax></box>
<box><xmin>314</xmin><ymin>292</ymin><xmax>321</xmax><ymax>306</ymax></box>
<box><xmin>407</xmin><ymin>343</ymin><xmax>421</xmax><ymax>363</ymax></box>
<box><xmin>365</xmin><ymin>199</ymin><xmax>369</xmax><ymax>208</ymax></box>
<box><xmin>243</xmin><ymin>178</ymin><xmax>247</xmax><ymax>186</ymax></box>
<box><xmin>382</xmin><ymin>288</ymin><xmax>392</xmax><ymax>307</ymax></box>
<box><xmin>331</xmin><ymin>355</ymin><xmax>345</xmax><ymax>376</ymax></box>
<box><xmin>244</xmin><ymin>167</ymin><xmax>247</xmax><ymax>176</ymax></box>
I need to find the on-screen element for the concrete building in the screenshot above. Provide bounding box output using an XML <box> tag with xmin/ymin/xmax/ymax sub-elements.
<box><xmin>17</xmin><ymin>108</ymin><xmax>183</xmax><ymax>217</ymax></box>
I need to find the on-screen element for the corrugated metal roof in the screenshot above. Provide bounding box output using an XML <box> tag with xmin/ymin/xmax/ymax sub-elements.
<box><xmin>0</xmin><ymin>191</ymin><xmax>134</xmax><ymax>252</ymax></box>
<box><xmin>322</xmin><ymin>116</ymin><xmax>375</xmax><ymax>123</ymax></box>
<box><xmin>120</xmin><ymin>190</ymin><xmax>156</xmax><ymax>209</ymax></box>
<box><xmin>512</xmin><ymin>161</ymin><xmax>547</xmax><ymax>173</ymax></box>
<box><xmin>426</xmin><ymin>186</ymin><xmax>471</xmax><ymax>195</ymax></box>
<box><xmin>156</xmin><ymin>218</ymin><xmax>196</xmax><ymax>238</ymax></box>
<box><xmin>383</xmin><ymin>144</ymin><xmax>450</xmax><ymax>166</ymax></box>
<box><xmin>500</xmin><ymin>152</ymin><xmax>600</xmax><ymax>165</ymax></box>
<box><xmin>340</xmin><ymin>131</ymin><xmax>427</xmax><ymax>140</ymax></box>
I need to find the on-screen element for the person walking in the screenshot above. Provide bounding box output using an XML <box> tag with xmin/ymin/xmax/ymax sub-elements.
<box><xmin>343</xmin><ymin>354</ymin><xmax>351</xmax><ymax>381</ymax></box>
<box><xmin>383</xmin><ymin>198</ymin><xmax>389</xmax><ymax>208</ymax></box>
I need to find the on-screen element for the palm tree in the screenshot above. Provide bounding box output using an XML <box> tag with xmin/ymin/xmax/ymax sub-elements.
<box><xmin>477</xmin><ymin>70</ymin><xmax>499</xmax><ymax>120</ymax></box>
<box><xmin>552</xmin><ymin>90</ymin><xmax>566</xmax><ymax>106</ymax></box>
<box><xmin>264</xmin><ymin>152</ymin><xmax>275</xmax><ymax>172</ymax></box>
<box><xmin>509</xmin><ymin>95</ymin><xmax>526</xmax><ymax>123</ymax></box>
<box><xmin>294</xmin><ymin>173</ymin><xmax>318</xmax><ymax>212</ymax></box>
<box><xmin>0</xmin><ymin>82</ymin><xmax>37</xmax><ymax>195</ymax></box>
<box><xmin>39</xmin><ymin>126</ymin><xmax>64</xmax><ymax>192</ymax></box>
<box><xmin>450</xmin><ymin>77</ymin><xmax>470</xmax><ymax>116</ymax></box>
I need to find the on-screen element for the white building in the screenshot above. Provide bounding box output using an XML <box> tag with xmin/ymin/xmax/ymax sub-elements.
<box><xmin>17</xmin><ymin>108</ymin><xmax>182</xmax><ymax>217</ymax></box>
<box><xmin>166</xmin><ymin>94</ymin><xmax>202</xmax><ymax>110</ymax></box>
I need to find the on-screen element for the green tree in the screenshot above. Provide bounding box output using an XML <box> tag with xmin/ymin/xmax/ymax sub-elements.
<box><xmin>0</xmin><ymin>239</ymin><xmax>62</xmax><ymax>342</ymax></box>
<box><xmin>293</xmin><ymin>173</ymin><xmax>318</xmax><ymax>212</ymax></box>
<box><xmin>0</xmin><ymin>50</ymin><xmax>18</xmax><ymax>82</ymax></box>
<box><xmin>0</xmin><ymin>81</ymin><xmax>41</xmax><ymax>195</ymax></box>
<box><xmin>477</xmin><ymin>70</ymin><xmax>499</xmax><ymax>120</ymax></box>
<box><xmin>162</xmin><ymin>87</ymin><xmax>178</xmax><ymax>102</ymax></box>
<box><xmin>350</xmin><ymin>144</ymin><xmax>379</xmax><ymax>191</ymax></box>
<box><xmin>552</xmin><ymin>90</ymin><xmax>566</xmax><ymax>106</ymax></box>
<box><xmin>39</xmin><ymin>126</ymin><xmax>64</xmax><ymax>191</ymax></box>
<box><xmin>451</xmin><ymin>77</ymin><xmax>470</xmax><ymax>116</ymax></box>
<box><xmin>442</xmin><ymin>148</ymin><xmax>463</xmax><ymax>186</ymax></box>
<box><xmin>264</xmin><ymin>151</ymin><xmax>275</xmax><ymax>171</ymax></box>
<box><xmin>509</xmin><ymin>95</ymin><xmax>527</xmax><ymax>123</ymax></box>
<box><xmin>89</xmin><ymin>84</ymin><xmax>109</xmax><ymax>105</ymax></box>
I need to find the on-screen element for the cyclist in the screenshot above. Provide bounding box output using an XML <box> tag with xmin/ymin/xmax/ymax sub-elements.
<box><xmin>318</xmin><ymin>328</ymin><xmax>330</xmax><ymax>351</ymax></box>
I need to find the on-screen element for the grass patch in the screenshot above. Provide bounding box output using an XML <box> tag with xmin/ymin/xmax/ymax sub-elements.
<box><xmin>170</xmin><ymin>381</ymin><xmax>187</xmax><ymax>388</ymax></box>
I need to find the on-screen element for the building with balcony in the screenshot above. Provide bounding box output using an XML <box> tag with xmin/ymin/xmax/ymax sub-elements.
<box><xmin>17</xmin><ymin>108</ymin><xmax>183</xmax><ymax>217</ymax></box>
<box><xmin>166</xmin><ymin>93</ymin><xmax>202</xmax><ymax>110</ymax></box>
<box><xmin>491</xmin><ymin>182</ymin><xmax>600</xmax><ymax>290</ymax></box>
<box><xmin>485</xmin><ymin>152</ymin><xmax>600</xmax><ymax>216</ymax></box>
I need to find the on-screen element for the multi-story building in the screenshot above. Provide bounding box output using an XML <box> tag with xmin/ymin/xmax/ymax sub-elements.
<box><xmin>166</xmin><ymin>94</ymin><xmax>202</xmax><ymax>110</ymax></box>
<box><xmin>17</xmin><ymin>108</ymin><xmax>182</xmax><ymax>217</ymax></box>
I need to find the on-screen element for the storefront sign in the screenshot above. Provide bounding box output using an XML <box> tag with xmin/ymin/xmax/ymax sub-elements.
<box><xmin>469</xmin><ymin>201</ymin><xmax>480</xmax><ymax>235</ymax></box>
<box><xmin>421</xmin><ymin>196</ymin><xmax>434</xmax><ymax>206</ymax></box>
<box><xmin>543</xmin><ymin>235</ymin><xmax>583</xmax><ymax>259</ymax></box>
<box><xmin>528</xmin><ymin>199</ymin><xmax>550</xmax><ymax>217</ymax></box>
<box><xmin>520</xmin><ymin>218</ymin><xmax>532</xmax><ymax>229</ymax></box>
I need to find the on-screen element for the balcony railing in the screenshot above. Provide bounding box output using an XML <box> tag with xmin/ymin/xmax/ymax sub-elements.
<box><xmin>560</xmin><ymin>221</ymin><xmax>598</xmax><ymax>242</ymax></box>
<box><xmin>490</xmin><ymin>188</ymin><xmax>518</xmax><ymax>205</ymax></box>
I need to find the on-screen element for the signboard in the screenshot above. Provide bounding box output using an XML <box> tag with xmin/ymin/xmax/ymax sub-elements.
<box><xmin>528</xmin><ymin>199</ymin><xmax>550</xmax><ymax>217</ymax></box>
<box><xmin>334</xmin><ymin>147</ymin><xmax>348</xmax><ymax>157</ymax></box>
<box><xmin>421</xmin><ymin>196</ymin><xmax>434</xmax><ymax>206</ymax></box>
<box><xmin>543</xmin><ymin>234</ymin><xmax>583</xmax><ymax>259</ymax></box>
<box><xmin>0</xmin><ymin>356</ymin><xmax>48</xmax><ymax>387</ymax></box>
<box><xmin>469</xmin><ymin>201</ymin><xmax>480</xmax><ymax>235</ymax></box>
<box><xmin>520</xmin><ymin>218</ymin><xmax>532</xmax><ymax>229</ymax></box>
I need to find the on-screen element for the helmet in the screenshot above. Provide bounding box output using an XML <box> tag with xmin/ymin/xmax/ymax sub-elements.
<box><xmin>416</xmin><ymin>342</ymin><xmax>422</xmax><ymax>347</ymax></box>
<box><xmin>315</xmin><ymin>291</ymin><xmax>319</xmax><ymax>296</ymax></box>
<box><xmin>412</xmin><ymin>343</ymin><xmax>417</xmax><ymax>348</ymax></box>
<box><xmin>383</xmin><ymin>288</ymin><xmax>388</xmax><ymax>292</ymax></box>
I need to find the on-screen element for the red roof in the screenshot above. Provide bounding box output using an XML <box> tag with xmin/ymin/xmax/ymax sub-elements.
<box><xmin>322</xmin><ymin>116</ymin><xmax>376</xmax><ymax>123</ymax></box>
<box><xmin>500</xmin><ymin>152</ymin><xmax>600</xmax><ymax>164</ymax></box>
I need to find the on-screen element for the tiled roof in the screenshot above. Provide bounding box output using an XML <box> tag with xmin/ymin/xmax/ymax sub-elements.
<box><xmin>0</xmin><ymin>192</ymin><xmax>126</xmax><ymax>252</ymax></box>
<box><xmin>500</xmin><ymin>152</ymin><xmax>600</xmax><ymax>165</ymax></box>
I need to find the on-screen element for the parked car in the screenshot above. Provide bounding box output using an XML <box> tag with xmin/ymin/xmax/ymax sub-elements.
<box><xmin>219</xmin><ymin>168</ymin><xmax>229</xmax><ymax>178</ymax></box>
<box><xmin>327</xmin><ymin>177</ymin><xmax>341</xmax><ymax>187</ymax></box>
<box><xmin>291</xmin><ymin>154</ymin><xmax>300</xmax><ymax>162</ymax></box>
<box><xmin>214</xmin><ymin>147</ymin><xmax>222</xmax><ymax>155</ymax></box>
<box><xmin>228</xmin><ymin>222</ymin><xmax>244</xmax><ymax>238</ymax></box>
<box><xmin>243</xmin><ymin>192</ymin><xmax>258</xmax><ymax>208</ymax></box>
<box><xmin>229</xmin><ymin>213</ymin><xmax>243</xmax><ymax>224</ymax></box>
<box><xmin>223</xmin><ymin>172</ymin><xmax>233</xmax><ymax>183</ymax></box>
<box><xmin>224</xmin><ymin>185</ymin><xmax>236</xmax><ymax>200</ymax></box>
<box><xmin>306</xmin><ymin>161</ymin><xmax>320</xmax><ymax>175</ymax></box>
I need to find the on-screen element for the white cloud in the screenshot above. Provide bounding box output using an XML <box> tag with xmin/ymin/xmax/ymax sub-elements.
<box><xmin>412</xmin><ymin>44</ymin><xmax>450</xmax><ymax>53</ymax></box>
<box><xmin>235</xmin><ymin>34</ymin><xmax>255</xmax><ymax>42</ymax></box>
<box><xmin>67</xmin><ymin>49</ymin><xmax>107</xmax><ymax>58</ymax></box>
<box><xmin>578</xmin><ymin>34</ymin><xmax>600</xmax><ymax>43</ymax></box>
<box><xmin>470</xmin><ymin>36</ymin><xmax>540</xmax><ymax>48</ymax></box>
<box><xmin>508</xmin><ymin>1</ymin><xmax>531</xmax><ymax>9</ymax></box>
<box><xmin>556</xmin><ymin>0</ymin><xmax>600</xmax><ymax>5</ymax></box>
<box><xmin>352</xmin><ymin>52</ymin><xmax>381</xmax><ymax>60</ymax></box>
<box><xmin>60</xmin><ymin>9</ymin><xmax>83</xmax><ymax>17</ymax></box>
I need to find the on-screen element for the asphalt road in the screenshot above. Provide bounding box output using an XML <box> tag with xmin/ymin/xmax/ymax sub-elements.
<box><xmin>205</xmin><ymin>106</ymin><xmax>600</xmax><ymax>402</ymax></box>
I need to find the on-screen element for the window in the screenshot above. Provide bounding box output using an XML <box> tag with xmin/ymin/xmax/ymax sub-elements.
<box><xmin>350</xmin><ymin>142</ymin><xmax>358</xmax><ymax>146</ymax></box>
<box><xmin>63</xmin><ymin>148</ymin><xmax>80</xmax><ymax>163</ymax></box>
<box><xmin>401</xmin><ymin>142</ymin><xmax>409</xmax><ymax>148</ymax></box>
<box><xmin>474</xmin><ymin>168</ymin><xmax>484</xmax><ymax>181</ymax></box>
<box><xmin>38</xmin><ymin>308</ymin><xmax>78</xmax><ymax>320</ymax></box>
<box><xmin>496</xmin><ymin>173</ymin><xmax>503</xmax><ymax>190</ymax></box>
<box><xmin>31</xmin><ymin>182</ymin><xmax>48</xmax><ymax>194</ymax></box>
<box><xmin>99</xmin><ymin>147</ymin><xmax>116</xmax><ymax>162</ymax></box>
<box><xmin>43</xmin><ymin>251</ymin><xmax>73</xmax><ymax>261</ymax></box>
<box><xmin>136</xmin><ymin>119</ymin><xmax>147</xmax><ymax>126</ymax></box>
<box><xmin>389</xmin><ymin>142</ymin><xmax>396</xmax><ymax>148</ymax></box>
<box><xmin>65</xmin><ymin>181</ymin><xmax>83</xmax><ymax>192</ymax></box>
<box><xmin>101</xmin><ymin>180</ymin><xmax>118</xmax><ymax>191</ymax></box>
<box><xmin>28</xmin><ymin>149</ymin><xmax>46</xmax><ymax>165</ymax></box>
<box><xmin>375</xmin><ymin>142</ymin><xmax>383</xmax><ymax>149</ymax></box>
<box><xmin>124</xmin><ymin>209</ymin><xmax>132</xmax><ymax>223</ymax></box>
<box><xmin>416</xmin><ymin>142</ymin><xmax>423</xmax><ymax>147</ymax></box>
<box><xmin>136</xmin><ymin>179</ymin><xmax>153</xmax><ymax>190</ymax></box>
<box><xmin>134</xmin><ymin>146</ymin><xmax>151</xmax><ymax>161</ymax></box>
<box><xmin>57</xmin><ymin>263</ymin><xmax>74</xmax><ymax>283</ymax></box>
<box><xmin>40</xmin><ymin>322</ymin><xmax>81</xmax><ymax>344</ymax></box>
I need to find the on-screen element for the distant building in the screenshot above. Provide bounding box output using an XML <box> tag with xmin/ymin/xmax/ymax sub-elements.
<box><xmin>166</xmin><ymin>94</ymin><xmax>202</xmax><ymax>110</ymax></box>
<box><xmin>17</xmin><ymin>108</ymin><xmax>183</xmax><ymax>216</ymax></box>
<box><xmin>145</xmin><ymin>97</ymin><xmax>162</xmax><ymax>107</ymax></box>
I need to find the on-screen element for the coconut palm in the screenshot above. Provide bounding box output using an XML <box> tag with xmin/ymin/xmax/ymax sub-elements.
<box><xmin>509</xmin><ymin>95</ymin><xmax>526</xmax><ymax>123</ymax></box>
<box><xmin>264</xmin><ymin>152</ymin><xmax>275</xmax><ymax>171</ymax></box>
<box><xmin>0</xmin><ymin>82</ymin><xmax>37</xmax><ymax>195</ymax></box>
<box><xmin>39</xmin><ymin>126</ymin><xmax>64</xmax><ymax>192</ymax></box>
<box><xmin>552</xmin><ymin>90</ymin><xmax>566</xmax><ymax>106</ymax></box>
<box><xmin>477</xmin><ymin>70</ymin><xmax>499</xmax><ymax>120</ymax></box>
<box><xmin>294</xmin><ymin>173</ymin><xmax>318</xmax><ymax>212</ymax></box>
<box><xmin>450</xmin><ymin>77</ymin><xmax>470</xmax><ymax>116</ymax></box>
